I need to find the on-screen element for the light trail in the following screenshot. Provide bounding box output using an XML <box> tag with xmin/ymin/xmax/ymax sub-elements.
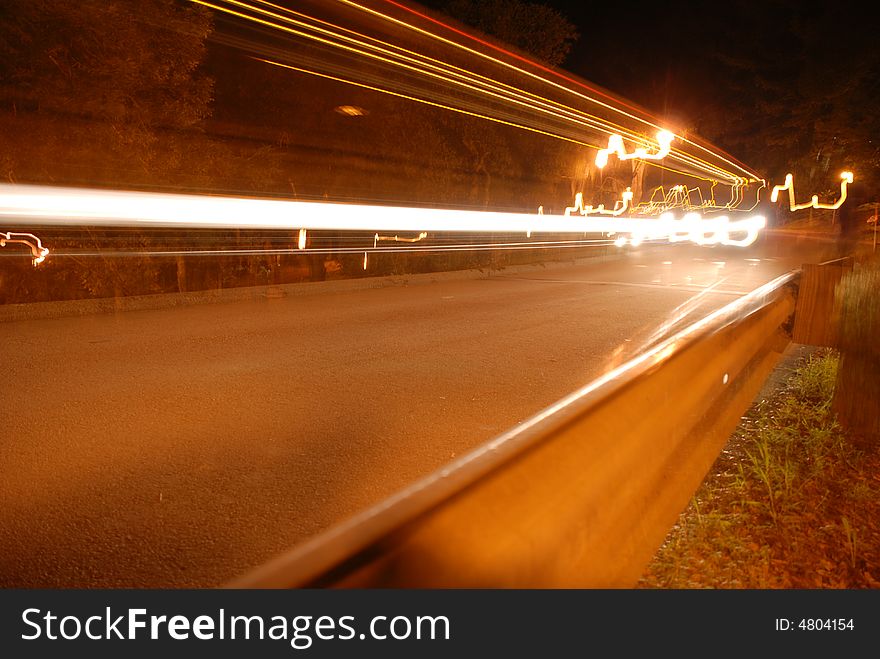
<box><xmin>564</xmin><ymin>188</ymin><xmax>633</xmax><ymax>217</ymax></box>
<box><xmin>600</xmin><ymin>274</ymin><xmax>735</xmax><ymax>373</ymax></box>
<box><xmin>638</xmin><ymin>184</ymin><xmax>700</xmax><ymax>214</ymax></box>
<box><xmin>257</xmin><ymin>57</ymin><xmax>600</xmax><ymax>150</ymax></box>
<box><xmin>374</xmin><ymin>231</ymin><xmax>428</xmax><ymax>246</ymax></box>
<box><xmin>215</xmin><ymin>0</ymin><xmax>634</xmax><ymax>145</ymax></box>
<box><xmin>380</xmin><ymin>0</ymin><xmax>647</xmax><ymax>116</ymax></box>
<box><xmin>1</xmin><ymin>231</ymin><xmax>49</xmax><ymax>266</ymax></box>
<box><xmin>44</xmin><ymin>237</ymin><xmax>627</xmax><ymax>259</ymax></box>
<box><xmin>632</xmin><ymin>178</ymin><xmax>756</xmax><ymax>214</ymax></box>
<box><xmin>770</xmin><ymin>171</ymin><xmax>854</xmax><ymax>211</ymax></box>
<box><xmin>595</xmin><ymin>131</ymin><xmax>675</xmax><ymax>169</ymax></box>
<box><xmin>192</xmin><ymin>0</ymin><xmax>758</xmax><ymax>191</ymax></box>
<box><xmin>253</xmin><ymin>51</ymin><xmax>741</xmax><ymax>190</ymax></box>
<box><xmin>0</xmin><ymin>184</ymin><xmax>765</xmax><ymax>248</ymax></box>
<box><xmin>352</xmin><ymin>0</ymin><xmax>764</xmax><ymax>182</ymax></box>
<box><xmin>209</xmin><ymin>0</ymin><xmax>645</xmax><ymax>142</ymax></box>
<box><xmin>558</xmin><ymin>173</ymin><xmax>758</xmax><ymax>224</ymax></box>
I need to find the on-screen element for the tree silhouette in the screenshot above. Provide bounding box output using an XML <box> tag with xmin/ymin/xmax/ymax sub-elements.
<box><xmin>442</xmin><ymin>0</ymin><xmax>579</xmax><ymax>67</ymax></box>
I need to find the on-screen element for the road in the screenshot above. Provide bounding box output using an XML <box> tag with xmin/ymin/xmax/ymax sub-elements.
<box><xmin>0</xmin><ymin>234</ymin><xmax>835</xmax><ymax>587</ymax></box>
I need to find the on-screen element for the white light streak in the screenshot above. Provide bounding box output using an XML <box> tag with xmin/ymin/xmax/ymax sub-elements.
<box><xmin>0</xmin><ymin>184</ymin><xmax>765</xmax><ymax>248</ymax></box>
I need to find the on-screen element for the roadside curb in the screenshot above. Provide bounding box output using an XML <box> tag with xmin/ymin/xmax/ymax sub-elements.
<box><xmin>0</xmin><ymin>243</ymin><xmax>660</xmax><ymax>323</ymax></box>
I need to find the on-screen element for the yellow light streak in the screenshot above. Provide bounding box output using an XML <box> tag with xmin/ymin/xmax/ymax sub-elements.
<box><xmin>595</xmin><ymin>131</ymin><xmax>675</xmax><ymax>169</ymax></box>
<box><xmin>190</xmin><ymin>0</ymin><xmax>755</xmax><ymax>186</ymax></box>
<box><xmin>212</xmin><ymin>0</ymin><xmax>624</xmax><ymax>143</ymax></box>
<box><xmin>337</xmin><ymin>0</ymin><xmax>762</xmax><ymax>182</ymax></box>
<box><xmin>54</xmin><ymin>236</ymin><xmax>623</xmax><ymax>260</ymax></box>
<box><xmin>257</xmin><ymin>57</ymin><xmax>599</xmax><ymax>150</ymax></box>
<box><xmin>631</xmin><ymin>177</ymin><xmax>758</xmax><ymax>216</ymax></box>
<box><xmin>262</xmin><ymin>57</ymin><xmax>732</xmax><ymax>189</ymax></box>
<box><xmin>1</xmin><ymin>231</ymin><xmax>49</xmax><ymax>266</ymax></box>
<box><xmin>632</xmin><ymin>185</ymin><xmax>693</xmax><ymax>214</ymax></box>
<box><xmin>374</xmin><ymin>231</ymin><xmax>428</xmax><ymax>247</ymax></box>
<box><xmin>564</xmin><ymin>188</ymin><xmax>633</xmax><ymax>217</ymax></box>
<box><xmin>200</xmin><ymin>0</ymin><xmax>616</xmax><ymax>149</ymax></box>
<box><xmin>770</xmin><ymin>171</ymin><xmax>854</xmax><ymax>211</ymax></box>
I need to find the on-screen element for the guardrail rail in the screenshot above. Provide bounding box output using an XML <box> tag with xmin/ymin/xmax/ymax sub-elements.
<box><xmin>229</xmin><ymin>268</ymin><xmax>810</xmax><ymax>588</ymax></box>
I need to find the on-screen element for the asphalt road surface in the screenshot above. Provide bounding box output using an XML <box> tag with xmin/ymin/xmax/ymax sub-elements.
<box><xmin>0</xmin><ymin>234</ymin><xmax>835</xmax><ymax>587</ymax></box>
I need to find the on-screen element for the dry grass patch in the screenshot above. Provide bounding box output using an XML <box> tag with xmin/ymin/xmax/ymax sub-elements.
<box><xmin>639</xmin><ymin>351</ymin><xmax>880</xmax><ymax>588</ymax></box>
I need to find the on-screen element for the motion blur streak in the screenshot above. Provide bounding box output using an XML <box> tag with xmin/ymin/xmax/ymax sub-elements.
<box><xmin>770</xmin><ymin>171</ymin><xmax>854</xmax><ymax>211</ymax></box>
<box><xmin>564</xmin><ymin>188</ymin><xmax>633</xmax><ymax>216</ymax></box>
<box><xmin>0</xmin><ymin>231</ymin><xmax>49</xmax><ymax>266</ymax></box>
<box><xmin>0</xmin><ymin>184</ymin><xmax>765</xmax><ymax>247</ymax></box>
<box><xmin>349</xmin><ymin>0</ymin><xmax>763</xmax><ymax>181</ymax></box>
<box><xmin>220</xmin><ymin>0</ymin><xmax>625</xmax><ymax>146</ymax></box>
<box><xmin>374</xmin><ymin>231</ymin><xmax>428</xmax><ymax>246</ymax></box>
<box><xmin>255</xmin><ymin>57</ymin><xmax>600</xmax><ymax>150</ymax></box>
<box><xmin>48</xmin><ymin>237</ymin><xmax>633</xmax><ymax>260</ymax></box>
<box><xmin>595</xmin><ymin>131</ymin><xmax>675</xmax><ymax>168</ymax></box>
<box><xmin>191</xmin><ymin>0</ymin><xmax>758</xmax><ymax>190</ymax></box>
<box><xmin>600</xmin><ymin>275</ymin><xmax>732</xmax><ymax>372</ymax></box>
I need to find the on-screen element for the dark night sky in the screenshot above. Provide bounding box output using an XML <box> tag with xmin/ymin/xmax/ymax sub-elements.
<box><xmin>420</xmin><ymin>1</ymin><xmax>869</xmax><ymax>116</ymax></box>
<box><xmin>544</xmin><ymin>0</ymin><xmax>724</xmax><ymax>116</ymax></box>
<box><xmin>419</xmin><ymin>0</ymin><xmax>879</xmax><ymax>189</ymax></box>
<box><xmin>420</xmin><ymin>0</ymin><xmax>738</xmax><ymax>118</ymax></box>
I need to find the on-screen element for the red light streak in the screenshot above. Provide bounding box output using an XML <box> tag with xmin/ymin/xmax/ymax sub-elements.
<box><xmin>194</xmin><ymin>1</ymin><xmax>761</xmax><ymax>189</ymax></box>
<box><xmin>382</xmin><ymin>0</ymin><xmax>648</xmax><ymax>117</ymax></box>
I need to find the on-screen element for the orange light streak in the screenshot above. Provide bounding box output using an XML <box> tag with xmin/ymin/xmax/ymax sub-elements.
<box><xmin>374</xmin><ymin>231</ymin><xmax>428</xmax><ymax>247</ymax></box>
<box><xmin>595</xmin><ymin>131</ymin><xmax>675</xmax><ymax>168</ymax></box>
<box><xmin>0</xmin><ymin>231</ymin><xmax>49</xmax><ymax>266</ymax></box>
<box><xmin>351</xmin><ymin>0</ymin><xmax>762</xmax><ymax>181</ymax></box>
<box><xmin>770</xmin><ymin>171</ymin><xmax>854</xmax><ymax>211</ymax></box>
<box><xmin>191</xmin><ymin>1</ymin><xmax>757</xmax><ymax>186</ymax></box>
<box><xmin>564</xmin><ymin>188</ymin><xmax>633</xmax><ymax>217</ymax></box>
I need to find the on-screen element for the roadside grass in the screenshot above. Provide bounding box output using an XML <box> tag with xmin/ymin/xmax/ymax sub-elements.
<box><xmin>639</xmin><ymin>350</ymin><xmax>880</xmax><ymax>588</ymax></box>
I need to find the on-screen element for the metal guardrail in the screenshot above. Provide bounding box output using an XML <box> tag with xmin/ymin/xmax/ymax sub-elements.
<box><xmin>228</xmin><ymin>270</ymin><xmax>801</xmax><ymax>588</ymax></box>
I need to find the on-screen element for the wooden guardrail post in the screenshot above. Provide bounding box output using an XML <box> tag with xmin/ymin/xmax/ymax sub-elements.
<box><xmin>791</xmin><ymin>257</ymin><xmax>853</xmax><ymax>347</ymax></box>
<box><xmin>832</xmin><ymin>260</ymin><xmax>880</xmax><ymax>442</ymax></box>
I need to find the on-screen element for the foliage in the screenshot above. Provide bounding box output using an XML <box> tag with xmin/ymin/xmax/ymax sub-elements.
<box><xmin>558</xmin><ymin>0</ymin><xmax>880</xmax><ymax>197</ymax></box>
<box><xmin>0</xmin><ymin>0</ymin><xmax>214</xmax><ymax>182</ymax></box>
<box><xmin>692</xmin><ymin>1</ymin><xmax>880</xmax><ymax>194</ymax></box>
<box><xmin>441</xmin><ymin>0</ymin><xmax>579</xmax><ymax>67</ymax></box>
<box><xmin>835</xmin><ymin>260</ymin><xmax>880</xmax><ymax>360</ymax></box>
<box><xmin>0</xmin><ymin>0</ymin><xmax>590</xmax><ymax>300</ymax></box>
<box><xmin>833</xmin><ymin>258</ymin><xmax>880</xmax><ymax>441</ymax></box>
<box><xmin>0</xmin><ymin>0</ymin><xmax>213</xmax><ymax>123</ymax></box>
